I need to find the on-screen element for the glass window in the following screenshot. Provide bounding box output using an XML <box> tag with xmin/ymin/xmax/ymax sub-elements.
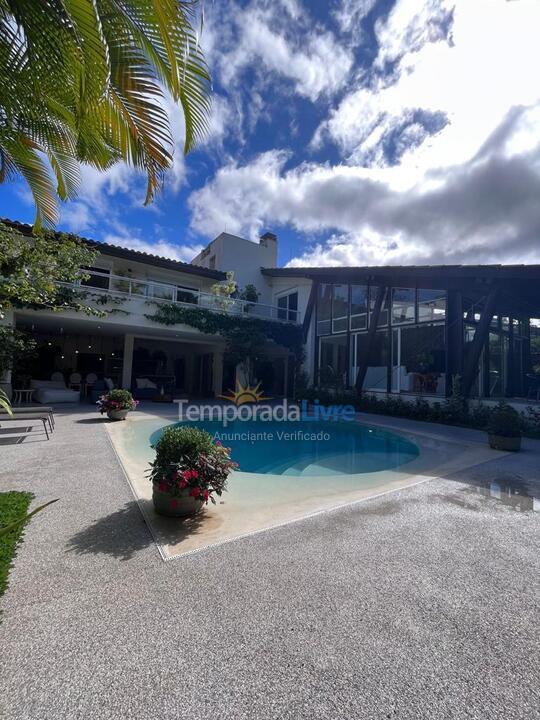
<box><xmin>277</xmin><ymin>291</ymin><xmax>298</xmax><ymax>321</ymax></box>
<box><xmin>369</xmin><ymin>286</ymin><xmax>389</xmax><ymax>327</ymax></box>
<box><xmin>350</xmin><ymin>285</ymin><xmax>368</xmax><ymax>330</ymax></box>
<box><xmin>392</xmin><ymin>324</ymin><xmax>446</xmax><ymax>395</ymax></box>
<box><xmin>417</xmin><ymin>289</ymin><xmax>446</xmax><ymax>322</ymax></box>
<box><xmin>392</xmin><ymin>288</ymin><xmax>416</xmax><ymax>325</ymax></box>
<box><xmin>319</xmin><ymin>335</ymin><xmax>348</xmax><ymax>388</ymax></box>
<box><xmin>351</xmin><ymin>331</ymin><xmax>388</xmax><ymax>392</ymax></box>
<box><xmin>81</xmin><ymin>266</ymin><xmax>110</xmax><ymax>290</ymax></box>
<box><xmin>176</xmin><ymin>285</ymin><xmax>199</xmax><ymax>304</ymax></box>
<box><xmin>332</xmin><ymin>284</ymin><xmax>348</xmax><ymax>333</ymax></box>
<box><xmin>317</xmin><ymin>284</ymin><xmax>332</xmax><ymax>335</ymax></box>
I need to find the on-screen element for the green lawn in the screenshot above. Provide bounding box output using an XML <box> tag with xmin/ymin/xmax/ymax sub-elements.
<box><xmin>0</xmin><ymin>491</ymin><xmax>33</xmax><ymax>598</ymax></box>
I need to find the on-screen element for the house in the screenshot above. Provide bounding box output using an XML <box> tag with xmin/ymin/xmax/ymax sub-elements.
<box><xmin>3</xmin><ymin>219</ymin><xmax>540</xmax><ymax>403</ymax></box>
<box><xmin>2</xmin><ymin>221</ymin><xmax>300</xmax><ymax>401</ymax></box>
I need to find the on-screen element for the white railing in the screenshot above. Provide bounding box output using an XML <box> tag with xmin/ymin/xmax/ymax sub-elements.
<box><xmin>59</xmin><ymin>269</ymin><xmax>301</xmax><ymax>324</ymax></box>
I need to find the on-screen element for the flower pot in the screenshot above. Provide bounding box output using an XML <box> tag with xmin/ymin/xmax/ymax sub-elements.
<box><xmin>488</xmin><ymin>433</ymin><xmax>521</xmax><ymax>451</ymax></box>
<box><xmin>107</xmin><ymin>409</ymin><xmax>129</xmax><ymax>421</ymax></box>
<box><xmin>152</xmin><ymin>484</ymin><xmax>204</xmax><ymax>517</ymax></box>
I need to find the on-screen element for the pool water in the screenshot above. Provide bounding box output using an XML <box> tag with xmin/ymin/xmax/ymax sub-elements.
<box><xmin>149</xmin><ymin>419</ymin><xmax>419</xmax><ymax>477</ymax></box>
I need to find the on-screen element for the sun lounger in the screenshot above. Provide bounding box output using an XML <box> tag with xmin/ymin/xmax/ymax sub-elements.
<box><xmin>0</xmin><ymin>413</ymin><xmax>51</xmax><ymax>440</ymax></box>
<box><xmin>0</xmin><ymin>406</ymin><xmax>54</xmax><ymax>431</ymax></box>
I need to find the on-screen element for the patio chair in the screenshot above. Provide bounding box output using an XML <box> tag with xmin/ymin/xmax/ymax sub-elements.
<box><xmin>85</xmin><ymin>373</ymin><xmax>98</xmax><ymax>397</ymax></box>
<box><xmin>51</xmin><ymin>371</ymin><xmax>64</xmax><ymax>382</ymax></box>
<box><xmin>0</xmin><ymin>413</ymin><xmax>51</xmax><ymax>440</ymax></box>
<box><xmin>69</xmin><ymin>372</ymin><xmax>82</xmax><ymax>390</ymax></box>
<box><xmin>6</xmin><ymin>406</ymin><xmax>55</xmax><ymax>432</ymax></box>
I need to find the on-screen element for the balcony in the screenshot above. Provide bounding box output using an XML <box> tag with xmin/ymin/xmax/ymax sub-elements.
<box><xmin>58</xmin><ymin>269</ymin><xmax>301</xmax><ymax>324</ymax></box>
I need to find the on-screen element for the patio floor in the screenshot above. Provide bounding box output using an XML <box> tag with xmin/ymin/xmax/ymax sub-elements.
<box><xmin>0</xmin><ymin>407</ymin><xmax>539</xmax><ymax>719</ymax></box>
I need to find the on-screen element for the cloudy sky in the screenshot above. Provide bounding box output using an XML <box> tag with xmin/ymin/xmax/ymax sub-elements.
<box><xmin>1</xmin><ymin>0</ymin><xmax>540</xmax><ymax>267</ymax></box>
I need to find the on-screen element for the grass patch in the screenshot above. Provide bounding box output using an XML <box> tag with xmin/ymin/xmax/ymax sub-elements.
<box><xmin>0</xmin><ymin>491</ymin><xmax>34</xmax><ymax>598</ymax></box>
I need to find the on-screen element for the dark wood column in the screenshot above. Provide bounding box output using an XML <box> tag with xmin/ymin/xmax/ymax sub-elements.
<box><xmin>506</xmin><ymin>318</ymin><xmax>514</xmax><ymax>397</ymax></box>
<box><xmin>462</xmin><ymin>287</ymin><xmax>499</xmax><ymax>398</ymax></box>
<box><xmin>445</xmin><ymin>290</ymin><xmax>463</xmax><ymax>396</ymax></box>
<box><xmin>355</xmin><ymin>286</ymin><xmax>386</xmax><ymax>393</ymax></box>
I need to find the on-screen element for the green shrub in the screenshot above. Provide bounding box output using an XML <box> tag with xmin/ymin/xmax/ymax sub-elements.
<box><xmin>149</xmin><ymin>426</ymin><xmax>236</xmax><ymax>505</ymax></box>
<box><xmin>97</xmin><ymin>388</ymin><xmax>138</xmax><ymax>413</ymax></box>
<box><xmin>152</xmin><ymin>426</ymin><xmax>215</xmax><ymax>467</ymax></box>
<box><xmin>487</xmin><ymin>401</ymin><xmax>522</xmax><ymax>438</ymax></box>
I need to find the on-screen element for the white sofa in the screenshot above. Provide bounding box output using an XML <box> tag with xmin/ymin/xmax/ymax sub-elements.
<box><xmin>31</xmin><ymin>380</ymin><xmax>80</xmax><ymax>404</ymax></box>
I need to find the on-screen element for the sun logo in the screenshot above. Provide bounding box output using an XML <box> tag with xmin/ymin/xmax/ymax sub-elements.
<box><xmin>219</xmin><ymin>381</ymin><xmax>272</xmax><ymax>406</ymax></box>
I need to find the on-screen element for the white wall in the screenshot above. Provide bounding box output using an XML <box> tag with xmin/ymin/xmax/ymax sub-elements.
<box><xmin>192</xmin><ymin>233</ymin><xmax>278</xmax><ymax>303</ymax></box>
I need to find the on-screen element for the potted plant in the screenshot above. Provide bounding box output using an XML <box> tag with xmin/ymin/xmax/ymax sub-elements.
<box><xmin>487</xmin><ymin>400</ymin><xmax>522</xmax><ymax>451</ymax></box>
<box><xmin>148</xmin><ymin>426</ymin><xmax>237</xmax><ymax>517</ymax></box>
<box><xmin>97</xmin><ymin>389</ymin><xmax>138</xmax><ymax>421</ymax></box>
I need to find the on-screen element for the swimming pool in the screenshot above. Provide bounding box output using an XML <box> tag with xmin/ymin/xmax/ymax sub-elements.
<box><xmin>149</xmin><ymin>419</ymin><xmax>419</xmax><ymax>476</ymax></box>
<box><xmin>107</xmin><ymin>412</ymin><xmax>491</xmax><ymax>557</ymax></box>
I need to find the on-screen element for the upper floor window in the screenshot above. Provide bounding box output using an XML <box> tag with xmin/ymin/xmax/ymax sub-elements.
<box><xmin>392</xmin><ymin>288</ymin><xmax>416</xmax><ymax>325</ymax></box>
<box><xmin>208</xmin><ymin>255</ymin><xmax>216</xmax><ymax>269</ymax></box>
<box><xmin>317</xmin><ymin>283</ymin><xmax>332</xmax><ymax>335</ymax></box>
<box><xmin>277</xmin><ymin>291</ymin><xmax>298</xmax><ymax>321</ymax></box>
<box><xmin>417</xmin><ymin>289</ymin><xmax>446</xmax><ymax>322</ymax></box>
<box><xmin>332</xmin><ymin>284</ymin><xmax>348</xmax><ymax>332</ymax></box>
<box><xmin>80</xmin><ymin>266</ymin><xmax>110</xmax><ymax>290</ymax></box>
<box><xmin>369</xmin><ymin>286</ymin><xmax>389</xmax><ymax>327</ymax></box>
<box><xmin>350</xmin><ymin>285</ymin><xmax>368</xmax><ymax>330</ymax></box>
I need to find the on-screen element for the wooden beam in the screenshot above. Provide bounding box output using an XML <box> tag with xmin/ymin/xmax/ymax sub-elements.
<box><xmin>461</xmin><ymin>287</ymin><xmax>499</xmax><ymax>397</ymax></box>
<box><xmin>355</xmin><ymin>286</ymin><xmax>386</xmax><ymax>393</ymax></box>
<box><xmin>302</xmin><ymin>282</ymin><xmax>317</xmax><ymax>342</ymax></box>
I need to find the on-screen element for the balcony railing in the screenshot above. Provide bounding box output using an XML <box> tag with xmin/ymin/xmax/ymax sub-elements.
<box><xmin>59</xmin><ymin>269</ymin><xmax>301</xmax><ymax>324</ymax></box>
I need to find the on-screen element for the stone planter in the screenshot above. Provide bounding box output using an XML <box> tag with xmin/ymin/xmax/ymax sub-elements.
<box><xmin>488</xmin><ymin>434</ymin><xmax>521</xmax><ymax>451</ymax></box>
<box><xmin>107</xmin><ymin>408</ymin><xmax>129</xmax><ymax>421</ymax></box>
<box><xmin>152</xmin><ymin>484</ymin><xmax>204</xmax><ymax>517</ymax></box>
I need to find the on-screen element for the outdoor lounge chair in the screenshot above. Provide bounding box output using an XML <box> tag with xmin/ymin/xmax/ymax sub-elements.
<box><xmin>5</xmin><ymin>406</ymin><xmax>55</xmax><ymax>431</ymax></box>
<box><xmin>0</xmin><ymin>413</ymin><xmax>52</xmax><ymax>440</ymax></box>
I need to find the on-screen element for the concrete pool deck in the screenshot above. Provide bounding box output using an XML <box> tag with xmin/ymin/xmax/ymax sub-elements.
<box><xmin>106</xmin><ymin>408</ymin><xmax>505</xmax><ymax>558</ymax></box>
<box><xmin>0</xmin><ymin>406</ymin><xmax>539</xmax><ymax>719</ymax></box>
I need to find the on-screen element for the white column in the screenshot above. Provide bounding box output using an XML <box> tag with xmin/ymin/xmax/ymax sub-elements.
<box><xmin>121</xmin><ymin>334</ymin><xmax>134</xmax><ymax>389</ymax></box>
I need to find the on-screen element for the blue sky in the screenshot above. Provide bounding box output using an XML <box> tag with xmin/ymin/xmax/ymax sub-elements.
<box><xmin>1</xmin><ymin>0</ymin><xmax>540</xmax><ymax>267</ymax></box>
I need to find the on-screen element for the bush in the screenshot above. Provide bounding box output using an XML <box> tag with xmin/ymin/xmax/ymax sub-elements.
<box><xmin>149</xmin><ymin>426</ymin><xmax>237</xmax><ymax>505</ymax></box>
<box><xmin>96</xmin><ymin>389</ymin><xmax>138</xmax><ymax>414</ymax></box>
<box><xmin>487</xmin><ymin>401</ymin><xmax>522</xmax><ymax>438</ymax></box>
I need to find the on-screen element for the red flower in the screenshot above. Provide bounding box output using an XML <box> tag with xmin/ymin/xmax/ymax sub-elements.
<box><xmin>203</xmin><ymin>490</ymin><xmax>209</xmax><ymax>503</ymax></box>
<box><xmin>190</xmin><ymin>469</ymin><xmax>199</xmax><ymax>479</ymax></box>
<box><xmin>179</xmin><ymin>479</ymin><xmax>187</xmax><ymax>489</ymax></box>
<box><xmin>182</xmin><ymin>470</ymin><xmax>192</xmax><ymax>481</ymax></box>
<box><xmin>189</xmin><ymin>487</ymin><xmax>200</xmax><ymax>498</ymax></box>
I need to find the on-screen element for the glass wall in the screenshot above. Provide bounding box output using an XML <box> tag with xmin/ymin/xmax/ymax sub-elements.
<box><xmin>391</xmin><ymin>288</ymin><xmax>416</xmax><ymax>325</ymax></box>
<box><xmin>350</xmin><ymin>285</ymin><xmax>368</xmax><ymax>330</ymax></box>
<box><xmin>391</xmin><ymin>324</ymin><xmax>446</xmax><ymax>394</ymax></box>
<box><xmin>319</xmin><ymin>335</ymin><xmax>348</xmax><ymax>388</ymax></box>
<box><xmin>351</xmin><ymin>332</ymin><xmax>388</xmax><ymax>392</ymax></box>
<box><xmin>316</xmin><ymin>281</ymin><xmax>448</xmax><ymax>394</ymax></box>
<box><xmin>317</xmin><ymin>283</ymin><xmax>332</xmax><ymax>335</ymax></box>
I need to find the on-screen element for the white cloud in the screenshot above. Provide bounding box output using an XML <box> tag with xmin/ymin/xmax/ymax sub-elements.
<box><xmin>189</xmin><ymin>0</ymin><xmax>540</xmax><ymax>267</ymax></box>
<box><xmin>188</xmin><ymin>102</ymin><xmax>540</xmax><ymax>265</ymax></box>
<box><xmin>211</xmin><ymin>1</ymin><xmax>354</xmax><ymax>101</ymax></box>
<box><xmin>103</xmin><ymin>231</ymin><xmax>204</xmax><ymax>264</ymax></box>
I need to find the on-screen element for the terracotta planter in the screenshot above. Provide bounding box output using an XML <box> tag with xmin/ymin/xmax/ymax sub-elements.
<box><xmin>152</xmin><ymin>484</ymin><xmax>204</xmax><ymax>517</ymax></box>
<box><xmin>488</xmin><ymin>434</ymin><xmax>521</xmax><ymax>451</ymax></box>
<box><xmin>107</xmin><ymin>409</ymin><xmax>129</xmax><ymax>421</ymax></box>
